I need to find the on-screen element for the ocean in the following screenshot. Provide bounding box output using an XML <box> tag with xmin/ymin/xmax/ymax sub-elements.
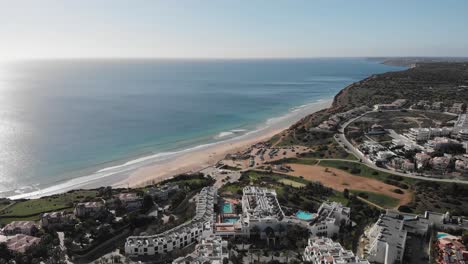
<box><xmin>0</xmin><ymin>58</ymin><xmax>403</xmax><ymax>198</ymax></box>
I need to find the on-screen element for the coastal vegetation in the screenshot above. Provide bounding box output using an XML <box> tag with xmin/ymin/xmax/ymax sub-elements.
<box><xmin>0</xmin><ymin>190</ymin><xmax>99</xmax><ymax>225</ymax></box>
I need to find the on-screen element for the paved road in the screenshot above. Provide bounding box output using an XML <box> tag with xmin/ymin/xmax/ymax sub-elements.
<box><xmin>334</xmin><ymin>111</ymin><xmax>468</xmax><ymax>184</ymax></box>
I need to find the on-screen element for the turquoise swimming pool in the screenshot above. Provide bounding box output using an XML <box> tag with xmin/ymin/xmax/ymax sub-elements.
<box><xmin>223</xmin><ymin>203</ymin><xmax>233</xmax><ymax>214</ymax></box>
<box><xmin>437</xmin><ymin>233</ymin><xmax>448</xmax><ymax>239</ymax></box>
<box><xmin>223</xmin><ymin>217</ymin><xmax>239</xmax><ymax>223</ymax></box>
<box><xmin>296</xmin><ymin>210</ymin><xmax>315</xmax><ymax>221</ymax></box>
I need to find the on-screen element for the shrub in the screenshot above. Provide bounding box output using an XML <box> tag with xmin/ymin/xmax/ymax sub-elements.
<box><xmin>398</xmin><ymin>205</ymin><xmax>413</xmax><ymax>213</ymax></box>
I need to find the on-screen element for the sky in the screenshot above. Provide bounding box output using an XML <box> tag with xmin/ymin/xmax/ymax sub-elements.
<box><xmin>1</xmin><ymin>0</ymin><xmax>468</xmax><ymax>60</ymax></box>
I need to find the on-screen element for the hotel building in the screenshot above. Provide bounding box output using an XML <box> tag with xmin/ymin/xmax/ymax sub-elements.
<box><xmin>240</xmin><ymin>186</ymin><xmax>285</xmax><ymax>238</ymax></box>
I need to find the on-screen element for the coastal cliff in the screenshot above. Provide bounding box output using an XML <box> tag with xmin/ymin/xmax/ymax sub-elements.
<box><xmin>275</xmin><ymin>62</ymin><xmax>468</xmax><ymax>145</ymax></box>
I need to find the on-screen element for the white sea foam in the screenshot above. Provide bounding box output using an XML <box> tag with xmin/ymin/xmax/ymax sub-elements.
<box><xmin>216</xmin><ymin>131</ymin><xmax>235</xmax><ymax>138</ymax></box>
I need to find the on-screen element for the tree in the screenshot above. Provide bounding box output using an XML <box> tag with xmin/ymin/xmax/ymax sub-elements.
<box><xmin>142</xmin><ymin>194</ymin><xmax>154</xmax><ymax>211</ymax></box>
<box><xmin>343</xmin><ymin>188</ymin><xmax>350</xmax><ymax>199</ymax></box>
<box><xmin>0</xmin><ymin>243</ymin><xmax>11</xmax><ymax>260</ymax></box>
<box><xmin>168</xmin><ymin>215</ymin><xmax>176</xmax><ymax>223</ymax></box>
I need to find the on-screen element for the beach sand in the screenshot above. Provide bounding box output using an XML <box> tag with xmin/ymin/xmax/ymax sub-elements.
<box><xmin>118</xmin><ymin>99</ymin><xmax>333</xmax><ymax>188</ymax></box>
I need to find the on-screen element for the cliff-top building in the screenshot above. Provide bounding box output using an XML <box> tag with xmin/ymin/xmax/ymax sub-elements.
<box><xmin>303</xmin><ymin>236</ymin><xmax>369</xmax><ymax>264</ymax></box>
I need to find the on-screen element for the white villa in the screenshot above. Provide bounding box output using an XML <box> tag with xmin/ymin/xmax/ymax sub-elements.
<box><xmin>309</xmin><ymin>201</ymin><xmax>350</xmax><ymax>238</ymax></box>
<box><xmin>173</xmin><ymin>235</ymin><xmax>228</xmax><ymax>264</ymax></box>
<box><xmin>125</xmin><ymin>187</ymin><xmax>217</xmax><ymax>256</ymax></box>
<box><xmin>40</xmin><ymin>211</ymin><xmax>75</xmax><ymax>229</ymax></box>
<box><xmin>74</xmin><ymin>201</ymin><xmax>106</xmax><ymax>217</ymax></box>
<box><xmin>303</xmin><ymin>236</ymin><xmax>369</xmax><ymax>264</ymax></box>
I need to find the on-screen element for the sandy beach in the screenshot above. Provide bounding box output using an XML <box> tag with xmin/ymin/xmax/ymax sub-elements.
<box><xmin>118</xmin><ymin>99</ymin><xmax>333</xmax><ymax>188</ymax></box>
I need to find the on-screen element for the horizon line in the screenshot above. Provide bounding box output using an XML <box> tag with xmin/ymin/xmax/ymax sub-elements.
<box><xmin>3</xmin><ymin>55</ymin><xmax>468</xmax><ymax>62</ymax></box>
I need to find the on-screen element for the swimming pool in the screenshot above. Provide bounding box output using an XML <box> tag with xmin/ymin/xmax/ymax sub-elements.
<box><xmin>223</xmin><ymin>217</ymin><xmax>239</xmax><ymax>223</ymax></box>
<box><xmin>223</xmin><ymin>203</ymin><xmax>233</xmax><ymax>214</ymax></box>
<box><xmin>437</xmin><ymin>233</ymin><xmax>448</xmax><ymax>239</ymax></box>
<box><xmin>296</xmin><ymin>210</ymin><xmax>315</xmax><ymax>221</ymax></box>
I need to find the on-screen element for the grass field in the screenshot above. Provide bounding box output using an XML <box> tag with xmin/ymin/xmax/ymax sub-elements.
<box><xmin>278</xmin><ymin>178</ymin><xmax>306</xmax><ymax>188</ymax></box>
<box><xmin>351</xmin><ymin>190</ymin><xmax>400</xmax><ymax>208</ymax></box>
<box><xmin>0</xmin><ymin>190</ymin><xmax>98</xmax><ymax>217</ymax></box>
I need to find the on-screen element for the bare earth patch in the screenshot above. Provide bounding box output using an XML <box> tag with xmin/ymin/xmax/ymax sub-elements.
<box><xmin>284</xmin><ymin>163</ymin><xmax>412</xmax><ymax>207</ymax></box>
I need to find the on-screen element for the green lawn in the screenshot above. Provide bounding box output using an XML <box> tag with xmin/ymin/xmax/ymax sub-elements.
<box><xmin>1</xmin><ymin>190</ymin><xmax>98</xmax><ymax>217</ymax></box>
<box><xmin>351</xmin><ymin>190</ymin><xmax>400</xmax><ymax>208</ymax></box>
<box><xmin>278</xmin><ymin>178</ymin><xmax>306</xmax><ymax>188</ymax></box>
<box><xmin>0</xmin><ymin>215</ymin><xmax>41</xmax><ymax>225</ymax></box>
<box><xmin>280</xmin><ymin>158</ymin><xmax>319</xmax><ymax>166</ymax></box>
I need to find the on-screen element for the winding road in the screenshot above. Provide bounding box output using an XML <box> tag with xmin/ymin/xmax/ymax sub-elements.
<box><xmin>334</xmin><ymin>110</ymin><xmax>468</xmax><ymax>184</ymax></box>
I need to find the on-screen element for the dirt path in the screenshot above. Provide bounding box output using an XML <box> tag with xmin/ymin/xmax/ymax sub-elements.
<box><xmin>284</xmin><ymin>163</ymin><xmax>412</xmax><ymax>207</ymax></box>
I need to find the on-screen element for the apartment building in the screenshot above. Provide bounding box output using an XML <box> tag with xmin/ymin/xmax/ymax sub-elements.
<box><xmin>2</xmin><ymin>221</ymin><xmax>38</xmax><ymax>236</ymax></box>
<box><xmin>303</xmin><ymin>236</ymin><xmax>369</xmax><ymax>264</ymax></box>
<box><xmin>125</xmin><ymin>187</ymin><xmax>217</xmax><ymax>256</ymax></box>
<box><xmin>173</xmin><ymin>235</ymin><xmax>228</xmax><ymax>264</ymax></box>
<box><xmin>74</xmin><ymin>201</ymin><xmax>106</xmax><ymax>217</ymax></box>
<box><xmin>365</xmin><ymin>214</ymin><xmax>407</xmax><ymax>264</ymax></box>
<box><xmin>309</xmin><ymin>201</ymin><xmax>350</xmax><ymax>238</ymax></box>
<box><xmin>40</xmin><ymin>211</ymin><xmax>75</xmax><ymax>229</ymax></box>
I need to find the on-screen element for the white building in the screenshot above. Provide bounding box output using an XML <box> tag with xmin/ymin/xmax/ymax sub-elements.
<box><xmin>173</xmin><ymin>235</ymin><xmax>228</xmax><ymax>264</ymax></box>
<box><xmin>454</xmin><ymin>114</ymin><xmax>468</xmax><ymax>134</ymax></box>
<box><xmin>376</xmin><ymin>151</ymin><xmax>396</xmax><ymax>162</ymax></box>
<box><xmin>125</xmin><ymin>187</ymin><xmax>217</xmax><ymax>256</ymax></box>
<box><xmin>407</xmin><ymin>127</ymin><xmax>452</xmax><ymax>142</ymax></box>
<box><xmin>455</xmin><ymin>159</ymin><xmax>468</xmax><ymax>176</ymax></box>
<box><xmin>147</xmin><ymin>184</ymin><xmax>180</xmax><ymax>201</ymax></box>
<box><xmin>114</xmin><ymin>193</ymin><xmax>142</xmax><ymax>211</ymax></box>
<box><xmin>364</xmin><ymin>214</ymin><xmax>407</xmax><ymax>264</ymax></box>
<box><xmin>374</xmin><ymin>99</ymin><xmax>407</xmax><ymax>111</ymax></box>
<box><xmin>5</xmin><ymin>234</ymin><xmax>41</xmax><ymax>253</ymax></box>
<box><xmin>303</xmin><ymin>236</ymin><xmax>369</xmax><ymax>264</ymax></box>
<box><xmin>459</xmin><ymin>129</ymin><xmax>468</xmax><ymax>141</ymax></box>
<box><xmin>74</xmin><ymin>201</ymin><xmax>106</xmax><ymax>217</ymax></box>
<box><xmin>415</xmin><ymin>153</ymin><xmax>431</xmax><ymax>169</ymax></box>
<box><xmin>448</xmin><ymin>103</ymin><xmax>465</xmax><ymax>114</ymax></box>
<box><xmin>309</xmin><ymin>201</ymin><xmax>350</xmax><ymax>238</ymax></box>
<box><xmin>240</xmin><ymin>186</ymin><xmax>285</xmax><ymax>238</ymax></box>
<box><xmin>40</xmin><ymin>211</ymin><xmax>75</xmax><ymax>229</ymax></box>
<box><xmin>2</xmin><ymin>221</ymin><xmax>38</xmax><ymax>236</ymax></box>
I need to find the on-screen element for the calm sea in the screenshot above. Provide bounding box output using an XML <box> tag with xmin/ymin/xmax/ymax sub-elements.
<box><xmin>0</xmin><ymin>58</ymin><xmax>403</xmax><ymax>197</ymax></box>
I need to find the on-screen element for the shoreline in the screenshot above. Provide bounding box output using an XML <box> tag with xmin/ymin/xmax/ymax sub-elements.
<box><xmin>8</xmin><ymin>98</ymin><xmax>332</xmax><ymax>200</ymax></box>
<box><xmin>117</xmin><ymin>98</ymin><xmax>332</xmax><ymax>187</ymax></box>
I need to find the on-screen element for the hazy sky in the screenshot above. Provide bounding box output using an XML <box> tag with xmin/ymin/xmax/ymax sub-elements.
<box><xmin>1</xmin><ymin>0</ymin><xmax>468</xmax><ymax>59</ymax></box>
